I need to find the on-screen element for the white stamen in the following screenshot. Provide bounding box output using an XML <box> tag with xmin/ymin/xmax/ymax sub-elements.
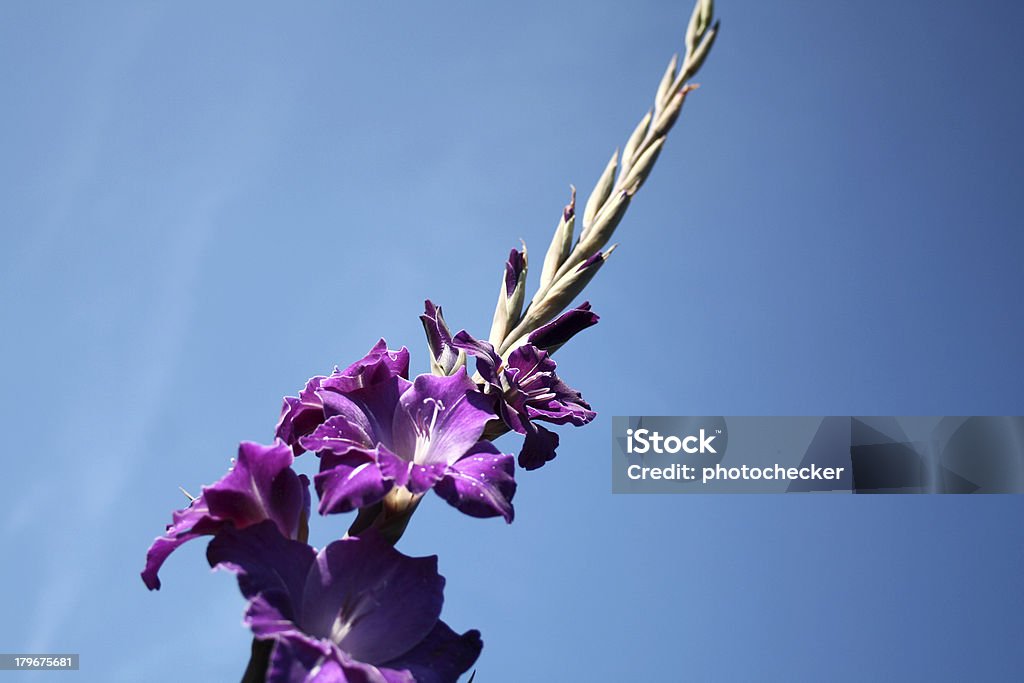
<box><xmin>412</xmin><ymin>398</ymin><xmax>445</xmax><ymax>464</ymax></box>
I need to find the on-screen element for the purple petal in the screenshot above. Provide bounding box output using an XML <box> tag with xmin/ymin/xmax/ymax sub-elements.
<box><xmin>141</xmin><ymin>498</ymin><xmax>218</xmax><ymax>590</ymax></box>
<box><xmin>523</xmin><ymin>397</ymin><xmax>596</xmax><ymax>426</ymax></box>
<box><xmin>275</xmin><ymin>375</ymin><xmax>328</xmax><ymax>454</ymax></box>
<box><xmin>276</xmin><ymin>341</ymin><xmax>409</xmax><ymax>456</ymax></box>
<box><xmin>518</xmin><ymin>422</ymin><xmax>560</xmax><ymax>471</ymax></box>
<box><xmin>207</xmin><ymin>521</ymin><xmax>317</xmax><ymax>638</ymax></box>
<box><xmin>434</xmin><ymin>441</ymin><xmax>516</xmax><ymax>522</ymax></box>
<box><xmin>314</xmin><ymin>448</ymin><xmax>403</xmax><ymax>516</ymax></box>
<box><xmin>405</xmin><ymin>461</ymin><xmax>447</xmax><ymax>495</ymax></box>
<box><xmin>393</xmin><ymin>370</ymin><xmax>496</xmax><ymax>468</ymax></box>
<box><xmin>267</xmin><ymin>637</ymin><xmax>330</xmax><ymax>683</ymax></box>
<box><xmin>300</xmin><ymin>412</ymin><xmax>376</xmax><ymax>456</ymax></box>
<box><xmin>333</xmin><ymin>654</ymin><xmax>396</xmax><ymax>683</ymax></box>
<box><xmin>203</xmin><ymin>440</ymin><xmax>310</xmax><ymax>537</ymax></box>
<box><xmin>451</xmin><ymin>331</ymin><xmax>500</xmax><ymax>386</ymax></box>
<box><xmin>505</xmin><ymin>345</ymin><xmax>595</xmax><ymax>427</ymax></box>
<box><xmin>141</xmin><ymin>537</ymin><xmax>189</xmax><ymax>591</ymax></box>
<box><xmin>420</xmin><ymin>301</ymin><xmax>461</xmax><ymax>376</ymax></box>
<box><xmin>380</xmin><ymin>621</ymin><xmax>482</xmax><ymax>683</ymax></box>
<box><xmin>320</xmin><ymin>340</ymin><xmax>410</xmax><ymax>394</ymax></box>
<box><xmin>267</xmin><ymin>638</ymin><xmax>392</xmax><ymax>683</ymax></box>
<box><xmin>379</xmin><ymin>669</ymin><xmax>417</xmax><ymax>683</ymax></box>
<box><xmin>319</xmin><ymin>376</ymin><xmax>411</xmax><ymax>452</ymax></box>
<box><xmin>300</xmin><ymin>532</ymin><xmax>444</xmax><ymax>666</ymax></box>
<box><xmin>141</xmin><ymin>440</ymin><xmax>308</xmax><ymax>590</ymax></box>
<box><xmin>527</xmin><ymin>302</ymin><xmax>599</xmax><ymax>351</ymax></box>
<box><xmin>497</xmin><ymin>399</ymin><xmax>526</xmax><ymax>435</ymax></box>
<box><xmin>504</xmin><ymin>247</ymin><xmax>526</xmax><ymax>299</ymax></box>
<box><xmin>578</xmin><ymin>250</ymin><xmax>603</xmax><ymax>270</ymax></box>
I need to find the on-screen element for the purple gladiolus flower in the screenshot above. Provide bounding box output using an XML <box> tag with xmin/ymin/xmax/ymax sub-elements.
<box><xmin>141</xmin><ymin>440</ymin><xmax>310</xmax><ymax>590</ymax></box>
<box><xmin>276</xmin><ymin>340</ymin><xmax>410</xmax><ymax>454</ymax></box>
<box><xmin>300</xmin><ymin>368</ymin><xmax>516</xmax><ymax>522</ymax></box>
<box><xmin>208</xmin><ymin>521</ymin><xmax>482</xmax><ymax>683</ymax></box>
<box><xmin>453</xmin><ymin>329</ymin><xmax>596</xmax><ymax>470</ymax></box>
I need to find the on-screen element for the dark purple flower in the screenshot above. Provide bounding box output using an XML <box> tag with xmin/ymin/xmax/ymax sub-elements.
<box><xmin>208</xmin><ymin>521</ymin><xmax>482</xmax><ymax>683</ymax></box>
<box><xmin>276</xmin><ymin>340</ymin><xmax>410</xmax><ymax>454</ymax></box>
<box><xmin>300</xmin><ymin>369</ymin><xmax>516</xmax><ymax>522</ymax></box>
<box><xmin>453</xmin><ymin>331</ymin><xmax>596</xmax><ymax>470</ymax></box>
<box><xmin>141</xmin><ymin>440</ymin><xmax>310</xmax><ymax>590</ymax></box>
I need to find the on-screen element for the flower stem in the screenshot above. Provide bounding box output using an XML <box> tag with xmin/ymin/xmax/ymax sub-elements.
<box><xmin>345</xmin><ymin>489</ymin><xmax>423</xmax><ymax>545</ymax></box>
<box><xmin>240</xmin><ymin>638</ymin><xmax>272</xmax><ymax>683</ymax></box>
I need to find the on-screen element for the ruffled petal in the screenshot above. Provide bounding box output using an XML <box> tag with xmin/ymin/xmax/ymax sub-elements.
<box><xmin>141</xmin><ymin>440</ymin><xmax>308</xmax><ymax>590</ymax></box>
<box><xmin>405</xmin><ymin>461</ymin><xmax>447</xmax><ymax>495</ymax></box>
<box><xmin>203</xmin><ymin>440</ymin><xmax>309</xmax><ymax>536</ymax></box>
<box><xmin>140</xmin><ymin>498</ymin><xmax>219</xmax><ymax>590</ymax></box>
<box><xmin>320</xmin><ymin>340</ymin><xmax>410</xmax><ymax>394</ymax></box>
<box><xmin>518</xmin><ymin>422</ymin><xmax>560</xmax><ymax>471</ymax></box>
<box><xmin>207</xmin><ymin>521</ymin><xmax>317</xmax><ymax>638</ymax></box>
<box><xmin>300</xmin><ymin>532</ymin><xmax>444</xmax><ymax>666</ymax></box>
<box><xmin>434</xmin><ymin>441</ymin><xmax>516</xmax><ymax>522</ymax></box>
<box><xmin>380</xmin><ymin>621</ymin><xmax>482</xmax><ymax>683</ymax></box>
<box><xmin>451</xmin><ymin>331</ymin><xmax>501</xmax><ymax>386</ymax></box>
<box><xmin>314</xmin><ymin>447</ymin><xmax>404</xmax><ymax>516</ymax></box>
<box><xmin>275</xmin><ymin>375</ymin><xmax>328</xmax><ymax>454</ymax></box>
<box><xmin>505</xmin><ymin>345</ymin><xmax>595</xmax><ymax>427</ymax></box>
<box><xmin>276</xmin><ymin>340</ymin><xmax>409</xmax><ymax>455</ymax></box>
<box><xmin>301</xmin><ymin>413</ymin><xmax>376</xmax><ymax>456</ymax></box>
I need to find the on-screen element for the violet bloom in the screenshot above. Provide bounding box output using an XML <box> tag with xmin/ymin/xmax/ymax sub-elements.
<box><xmin>454</xmin><ymin>306</ymin><xmax>598</xmax><ymax>470</ymax></box>
<box><xmin>208</xmin><ymin>521</ymin><xmax>481</xmax><ymax>683</ymax></box>
<box><xmin>141</xmin><ymin>440</ymin><xmax>309</xmax><ymax>590</ymax></box>
<box><xmin>300</xmin><ymin>368</ymin><xmax>516</xmax><ymax>522</ymax></box>
<box><xmin>276</xmin><ymin>340</ymin><xmax>410</xmax><ymax>454</ymax></box>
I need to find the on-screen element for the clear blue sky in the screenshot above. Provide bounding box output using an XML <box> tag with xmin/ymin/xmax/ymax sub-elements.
<box><xmin>3</xmin><ymin>1</ymin><xmax>1023</xmax><ymax>680</ymax></box>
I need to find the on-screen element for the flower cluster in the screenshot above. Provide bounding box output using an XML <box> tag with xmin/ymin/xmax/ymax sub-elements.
<box><xmin>143</xmin><ymin>320</ymin><xmax>596</xmax><ymax>681</ymax></box>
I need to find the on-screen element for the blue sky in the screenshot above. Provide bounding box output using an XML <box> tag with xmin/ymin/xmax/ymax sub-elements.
<box><xmin>2</xmin><ymin>1</ymin><xmax>1023</xmax><ymax>680</ymax></box>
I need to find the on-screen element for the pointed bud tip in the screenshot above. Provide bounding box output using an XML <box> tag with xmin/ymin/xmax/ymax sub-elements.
<box><xmin>578</xmin><ymin>250</ymin><xmax>603</xmax><ymax>270</ymax></box>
